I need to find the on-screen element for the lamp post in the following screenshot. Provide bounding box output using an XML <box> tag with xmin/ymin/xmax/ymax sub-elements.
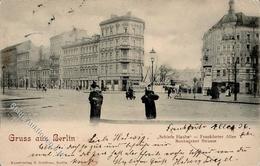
<box><xmin>193</xmin><ymin>77</ymin><xmax>198</xmax><ymax>99</ymax></box>
<box><xmin>2</xmin><ymin>66</ymin><xmax>6</xmax><ymax>94</ymax></box>
<box><xmin>234</xmin><ymin>59</ymin><xmax>238</xmax><ymax>101</ymax></box>
<box><xmin>150</xmin><ymin>48</ymin><xmax>156</xmax><ymax>91</ymax></box>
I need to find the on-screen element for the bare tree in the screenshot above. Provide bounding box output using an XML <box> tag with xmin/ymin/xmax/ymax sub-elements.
<box><xmin>157</xmin><ymin>64</ymin><xmax>179</xmax><ymax>83</ymax></box>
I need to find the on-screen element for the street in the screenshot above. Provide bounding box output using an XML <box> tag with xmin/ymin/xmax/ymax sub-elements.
<box><xmin>0</xmin><ymin>89</ymin><xmax>259</xmax><ymax>123</ymax></box>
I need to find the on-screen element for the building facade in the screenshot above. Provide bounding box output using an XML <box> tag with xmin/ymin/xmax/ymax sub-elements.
<box><xmin>62</xmin><ymin>35</ymin><xmax>100</xmax><ymax>89</ymax></box>
<box><xmin>1</xmin><ymin>40</ymin><xmax>40</xmax><ymax>88</ymax></box>
<box><xmin>16</xmin><ymin>41</ymin><xmax>40</xmax><ymax>88</ymax></box>
<box><xmin>29</xmin><ymin>58</ymin><xmax>51</xmax><ymax>89</ymax></box>
<box><xmin>99</xmin><ymin>12</ymin><xmax>145</xmax><ymax>90</ymax></box>
<box><xmin>201</xmin><ymin>0</ymin><xmax>259</xmax><ymax>94</ymax></box>
<box><xmin>49</xmin><ymin>28</ymin><xmax>88</xmax><ymax>88</ymax></box>
<box><xmin>1</xmin><ymin>45</ymin><xmax>18</xmax><ymax>88</ymax></box>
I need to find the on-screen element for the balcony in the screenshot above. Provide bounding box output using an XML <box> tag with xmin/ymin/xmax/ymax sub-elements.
<box><xmin>117</xmin><ymin>44</ymin><xmax>131</xmax><ymax>50</ymax></box>
<box><xmin>202</xmin><ymin>61</ymin><xmax>212</xmax><ymax>67</ymax></box>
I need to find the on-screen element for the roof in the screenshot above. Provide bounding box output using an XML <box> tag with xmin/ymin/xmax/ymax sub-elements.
<box><xmin>99</xmin><ymin>13</ymin><xmax>145</xmax><ymax>26</ymax></box>
<box><xmin>62</xmin><ymin>37</ymin><xmax>100</xmax><ymax>49</ymax></box>
<box><xmin>209</xmin><ymin>12</ymin><xmax>259</xmax><ymax>31</ymax></box>
<box><xmin>1</xmin><ymin>40</ymin><xmax>31</xmax><ymax>53</ymax></box>
<box><xmin>50</xmin><ymin>28</ymin><xmax>87</xmax><ymax>40</ymax></box>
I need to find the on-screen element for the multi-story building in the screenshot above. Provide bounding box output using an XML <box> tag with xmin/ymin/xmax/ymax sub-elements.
<box><xmin>201</xmin><ymin>0</ymin><xmax>259</xmax><ymax>94</ymax></box>
<box><xmin>49</xmin><ymin>28</ymin><xmax>88</xmax><ymax>88</ymax></box>
<box><xmin>62</xmin><ymin>35</ymin><xmax>100</xmax><ymax>89</ymax></box>
<box><xmin>99</xmin><ymin>12</ymin><xmax>145</xmax><ymax>90</ymax></box>
<box><xmin>1</xmin><ymin>44</ymin><xmax>18</xmax><ymax>88</ymax></box>
<box><xmin>16</xmin><ymin>41</ymin><xmax>40</xmax><ymax>88</ymax></box>
<box><xmin>1</xmin><ymin>40</ymin><xmax>40</xmax><ymax>88</ymax></box>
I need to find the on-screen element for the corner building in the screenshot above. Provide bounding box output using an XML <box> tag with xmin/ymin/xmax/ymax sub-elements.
<box><xmin>201</xmin><ymin>0</ymin><xmax>259</xmax><ymax>94</ymax></box>
<box><xmin>99</xmin><ymin>12</ymin><xmax>145</xmax><ymax>91</ymax></box>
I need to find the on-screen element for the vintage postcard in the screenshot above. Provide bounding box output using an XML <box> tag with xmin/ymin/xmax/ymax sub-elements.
<box><xmin>0</xmin><ymin>0</ymin><xmax>259</xmax><ymax>165</ymax></box>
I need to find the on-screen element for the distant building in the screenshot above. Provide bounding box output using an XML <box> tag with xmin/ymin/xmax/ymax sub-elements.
<box><xmin>49</xmin><ymin>28</ymin><xmax>88</xmax><ymax>88</ymax></box>
<box><xmin>177</xmin><ymin>68</ymin><xmax>201</xmax><ymax>86</ymax></box>
<box><xmin>201</xmin><ymin>0</ymin><xmax>259</xmax><ymax>94</ymax></box>
<box><xmin>99</xmin><ymin>12</ymin><xmax>145</xmax><ymax>90</ymax></box>
<box><xmin>1</xmin><ymin>40</ymin><xmax>40</xmax><ymax>88</ymax></box>
<box><xmin>29</xmin><ymin>58</ymin><xmax>51</xmax><ymax>89</ymax></box>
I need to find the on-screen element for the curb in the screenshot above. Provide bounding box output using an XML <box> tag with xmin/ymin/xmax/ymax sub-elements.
<box><xmin>1</xmin><ymin>97</ymin><xmax>42</xmax><ymax>102</ymax></box>
<box><xmin>174</xmin><ymin>97</ymin><xmax>260</xmax><ymax>105</ymax></box>
<box><xmin>96</xmin><ymin>119</ymin><xmax>259</xmax><ymax>125</ymax></box>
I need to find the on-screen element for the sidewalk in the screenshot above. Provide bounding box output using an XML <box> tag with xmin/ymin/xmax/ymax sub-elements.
<box><xmin>174</xmin><ymin>93</ymin><xmax>260</xmax><ymax>105</ymax></box>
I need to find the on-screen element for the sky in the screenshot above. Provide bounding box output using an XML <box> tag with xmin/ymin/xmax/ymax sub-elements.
<box><xmin>0</xmin><ymin>0</ymin><xmax>259</xmax><ymax>69</ymax></box>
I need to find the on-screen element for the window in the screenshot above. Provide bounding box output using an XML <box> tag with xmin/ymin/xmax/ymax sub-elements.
<box><xmin>256</xmin><ymin>33</ymin><xmax>259</xmax><ymax>39</ymax></box>
<box><xmin>110</xmin><ymin>27</ymin><xmax>113</xmax><ymax>35</ymax></box>
<box><xmin>246</xmin><ymin>57</ymin><xmax>250</xmax><ymax>63</ymax></box>
<box><xmin>236</xmin><ymin>57</ymin><xmax>240</xmax><ymax>64</ymax></box>
<box><xmin>122</xmin><ymin>64</ymin><xmax>127</xmax><ymax>70</ymax></box>
<box><xmin>122</xmin><ymin>50</ymin><xmax>128</xmax><ymax>57</ymax></box>
<box><xmin>223</xmin><ymin>69</ymin><xmax>226</xmax><ymax>76</ymax></box>
<box><xmin>247</xmin><ymin>44</ymin><xmax>250</xmax><ymax>51</ymax></box>
<box><xmin>116</xmin><ymin>51</ymin><xmax>119</xmax><ymax>59</ymax></box>
<box><xmin>246</xmin><ymin>69</ymin><xmax>250</xmax><ymax>73</ymax></box>
<box><xmin>237</xmin><ymin>35</ymin><xmax>240</xmax><ymax>40</ymax></box>
<box><xmin>116</xmin><ymin>25</ymin><xmax>119</xmax><ymax>34</ymax></box>
<box><xmin>227</xmin><ymin>57</ymin><xmax>230</xmax><ymax>64</ymax></box>
<box><xmin>247</xmin><ymin>34</ymin><xmax>250</xmax><ymax>41</ymax></box>
<box><xmin>246</xmin><ymin>82</ymin><xmax>250</xmax><ymax>88</ymax></box>
<box><xmin>124</xmin><ymin>27</ymin><xmax>128</xmax><ymax>33</ymax></box>
<box><xmin>217</xmin><ymin>70</ymin><xmax>220</xmax><ymax>76</ymax></box>
<box><xmin>116</xmin><ymin>64</ymin><xmax>118</xmax><ymax>73</ymax></box>
<box><xmin>217</xmin><ymin>58</ymin><xmax>220</xmax><ymax>64</ymax></box>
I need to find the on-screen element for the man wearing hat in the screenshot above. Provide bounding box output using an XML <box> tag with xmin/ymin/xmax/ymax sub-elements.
<box><xmin>88</xmin><ymin>81</ymin><xmax>103</xmax><ymax>120</ymax></box>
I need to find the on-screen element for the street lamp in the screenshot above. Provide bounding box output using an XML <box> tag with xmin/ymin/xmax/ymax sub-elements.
<box><xmin>193</xmin><ymin>77</ymin><xmax>198</xmax><ymax>99</ymax></box>
<box><xmin>150</xmin><ymin>48</ymin><xmax>156</xmax><ymax>91</ymax></box>
<box><xmin>234</xmin><ymin>58</ymin><xmax>238</xmax><ymax>101</ymax></box>
<box><xmin>2</xmin><ymin>65</ymin><xmax>6</xmax><ymax>94</ymax></box>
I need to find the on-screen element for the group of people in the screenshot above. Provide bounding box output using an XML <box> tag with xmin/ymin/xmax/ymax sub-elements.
<box><xmin>208</xmin><ymin>85</ymin><xmax>232</xmax><ymax>99</ymax></box>
<box><xmin>88</xmin><ymin>82</ymin><xmax>159</xmax><ymax>120</ymax></box>
<box><xmin>36</xmin><ymin>84</ymin><xmax>47</xmax><ymax>92</ymax></box>
<box><xmin>167</xmin><ymin>86</ymin><xmax>182</xmax><ymax>99</ymax></box>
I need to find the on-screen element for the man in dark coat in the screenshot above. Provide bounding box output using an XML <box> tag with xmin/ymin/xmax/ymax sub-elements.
<box><xmin>89</xmin><ymin>81</ymin><xmax>103</xmax><ymax>120</ymax></box>
<box><xmin>141</xmin><ymin>87</ymin><xmax>159</xmax><ymax>119</ymax></box>
<box><xmin>211</xmin><ymin>85</ymin><xmax>219</xmax><ymax>99</ymax></box>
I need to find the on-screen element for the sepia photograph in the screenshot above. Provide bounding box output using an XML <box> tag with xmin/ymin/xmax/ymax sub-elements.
<box><xmin>0</xmin><ymin>0</ymin><xmax>259</xmax><ymax>165</ymax></box>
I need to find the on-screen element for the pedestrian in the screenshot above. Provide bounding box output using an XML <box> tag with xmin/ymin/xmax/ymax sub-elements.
<box><xmin>211</xmin><ymin>85</ymin><xmax>219</xmax><ymax>99</ymax></box>
<box><xmin>225</xmin><ymin>85</ymin><xmax>231</xmax><ymax>97</ymax></box>
<box><xmin>89</xmin><ymin>81</ymin><xmax>103</xmax><ymax>120</ymax></box>
<box><xmin>167</xmin><ymin>88</ymin><xmax>172</xmax><ymax>99</ymax></box>
<box><xmin>126</xmin><ymin>86</ymin><xmax>135</xmax><ymax>100</ymax></box>
<box><xmin>141</xmin><ymin>86</ymin><xmax>159</xmax><ymax>119</ymax></box>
